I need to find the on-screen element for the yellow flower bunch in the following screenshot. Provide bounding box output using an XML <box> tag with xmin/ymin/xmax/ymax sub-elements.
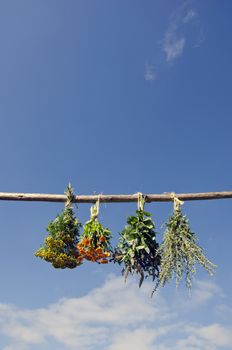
<box><xmin>35</xmin><ymin>185</ymin><xmax>82</xmax><ymax>268</ymax></box>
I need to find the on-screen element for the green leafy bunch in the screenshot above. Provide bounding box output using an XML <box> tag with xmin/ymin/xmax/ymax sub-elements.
<box><xmin>113</xmin><ymin>209</ymin><xmax>160</xmax><ymax>288</ymax></box>
<box><xmin>158</xmin><ymin>203</ymin><xmax>216</xmax><ymax>289</ymax></box>
<box><xmin>35</xmin><ymin>185</ymin><xmax>82</xmax><ymax>268</ymax></box>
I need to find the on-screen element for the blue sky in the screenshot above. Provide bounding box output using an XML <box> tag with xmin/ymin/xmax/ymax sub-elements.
<box><xmin>0</xmin><ymin>0</ymin><xmax>232</xmax><ymax>349</ymax></box>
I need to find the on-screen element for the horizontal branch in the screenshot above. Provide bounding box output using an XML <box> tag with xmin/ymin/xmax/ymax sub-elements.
<box><xmin>0</xmin><ymin>191</ymin><xmax>231</xmax><ymax>204</ymax></box>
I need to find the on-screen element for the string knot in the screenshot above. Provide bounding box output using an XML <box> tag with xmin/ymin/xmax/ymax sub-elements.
<box><xmin>170</xmin><ymin>192</ymin><xmax>184</xmax><ymax>211</ymax></box>
<box><xmin>90</xmin><ymin>195</ymin><xmax>100</xmax><ymax>220</ymax></box>
<box><xmin>137</xmin><ymin>192</ymin><xmax>145</xmax><ymax>211</ymax></box>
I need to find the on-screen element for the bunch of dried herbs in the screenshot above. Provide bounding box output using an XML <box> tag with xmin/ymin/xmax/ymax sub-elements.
<box><xmin>77</xmin><ymin>199</ymin><xmax>111</xmax><ymax>264</ymax></box>
<box><xmin>35</xmin><ymin>184</ymin><xmax>83</xmax><ymax>268</ymax></box>
<box><xmin>158</xmin><ymin>195</ymin><xmax>216</xmax><ymax>289</ymax></box>
<box><xmin>113</xmin><ymin>194</ymin><xmax>160</xmax><ymax>288</ymax></box>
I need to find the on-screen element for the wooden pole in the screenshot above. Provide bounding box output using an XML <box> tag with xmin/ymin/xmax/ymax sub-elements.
<box><xmin>0</xmin><ymin>191</ymin><xmax>231</xmax><ymax>203</ymax></box>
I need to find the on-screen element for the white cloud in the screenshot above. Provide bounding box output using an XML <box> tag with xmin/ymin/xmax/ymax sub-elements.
<box><xmin>197</xmin><ymin>323</ymin><xmax>232</xmax><ymax>346</ymax></box>
<box><xmin>191</xmin><ymin>280</ymin><xmax>223</xmax><ymax>305</ymax></box>
<box><xmin>162</xmin><ymin>4</ymin><xmax>202</xmax><ymax>62</ymax></box>
<box><xmin>162</xmin><ymin>13</ymin><xmax>186</xmax><ymax>62</ymax></box>
<box><xmin>176</xmin><ymin>334</ymin><xmax>216</xmax><ymax>350</ymax></box>
<box><xmin>216</xmin><ymin>303</ymin><xmax>232</xmax><ymax>321</ymax></box>
<box><xmin>185</xmin><ymin>323</ymin><xmax>232</xmax><ymax>349</ymax></box>
<box><xmin>2</xmin><ymin>346</ymin><xmax>28</xmax><ymax>350</ymax></box>
<box><xmin>107</xmin><ymin>328</ymin><xmax>158</xmax><ymax>350</ymax></box>
<box><xmin>176</xmin><ymin>279</ymin><xmax>224</xmax><ymax>310</ymax></box>
<box><xmin>144</xmin><ymin>64</ymin><xmax>156</xmax><ymax>81</ymax></box>
<box><xmin>0</xmin><ymin>276</ymin><xmax>170</xmax><ymax>349</ymax></box>
<box><xmin>0</xmin><ymin>276</ymin><xmax>231</xmax><ymax>350</ymax></box>
<box><xmin>183</xmin><ymin>9</ymin><xmax>197</xmax><ymax>24</ymax></box>
<box><xmin>163</xmin><ymin>34</ymin><xmax>185</xmax><ymax>62</ymax></box>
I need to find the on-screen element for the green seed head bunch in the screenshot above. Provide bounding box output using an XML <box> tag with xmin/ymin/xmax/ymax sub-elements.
<box><xmin>113</xmin><ymin>194</ymin><xmax>160</xmax><ymax>288</ymax></box>
<box><xmin>35</xmin><ymin>184</ymin><xmax>82</xmax><ymax>268</ymax></box>
<box><xmin>158</xmin><ymin>196</ymin><xmax>216</xmax><ymax>289</ymax></box>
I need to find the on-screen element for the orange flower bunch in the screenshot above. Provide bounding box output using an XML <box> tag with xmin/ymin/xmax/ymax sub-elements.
<box><xmin>77</xmin><ymin>220</ymin><xmax>111</xmax><ymax>264</ymax></box>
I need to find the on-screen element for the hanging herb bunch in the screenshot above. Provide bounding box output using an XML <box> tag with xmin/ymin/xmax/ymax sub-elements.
<box><xmin>35</xmin><ymin>184</ymin><xmax>83</xmax><ymax>268</ymax></box>
<box><xmin>77</xmin><ymin>197</ymin><xmax>111</xmax><ymax>264</ymax></box>
<box><xmin>158</xmin><ymin>194</ymin><xmax>216</xmax><ymax>289</ymax></box>
<box><xmin>113</xmin><ymin>193</ymin><xmax>160</xmax><ymax>288</ymax></box>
